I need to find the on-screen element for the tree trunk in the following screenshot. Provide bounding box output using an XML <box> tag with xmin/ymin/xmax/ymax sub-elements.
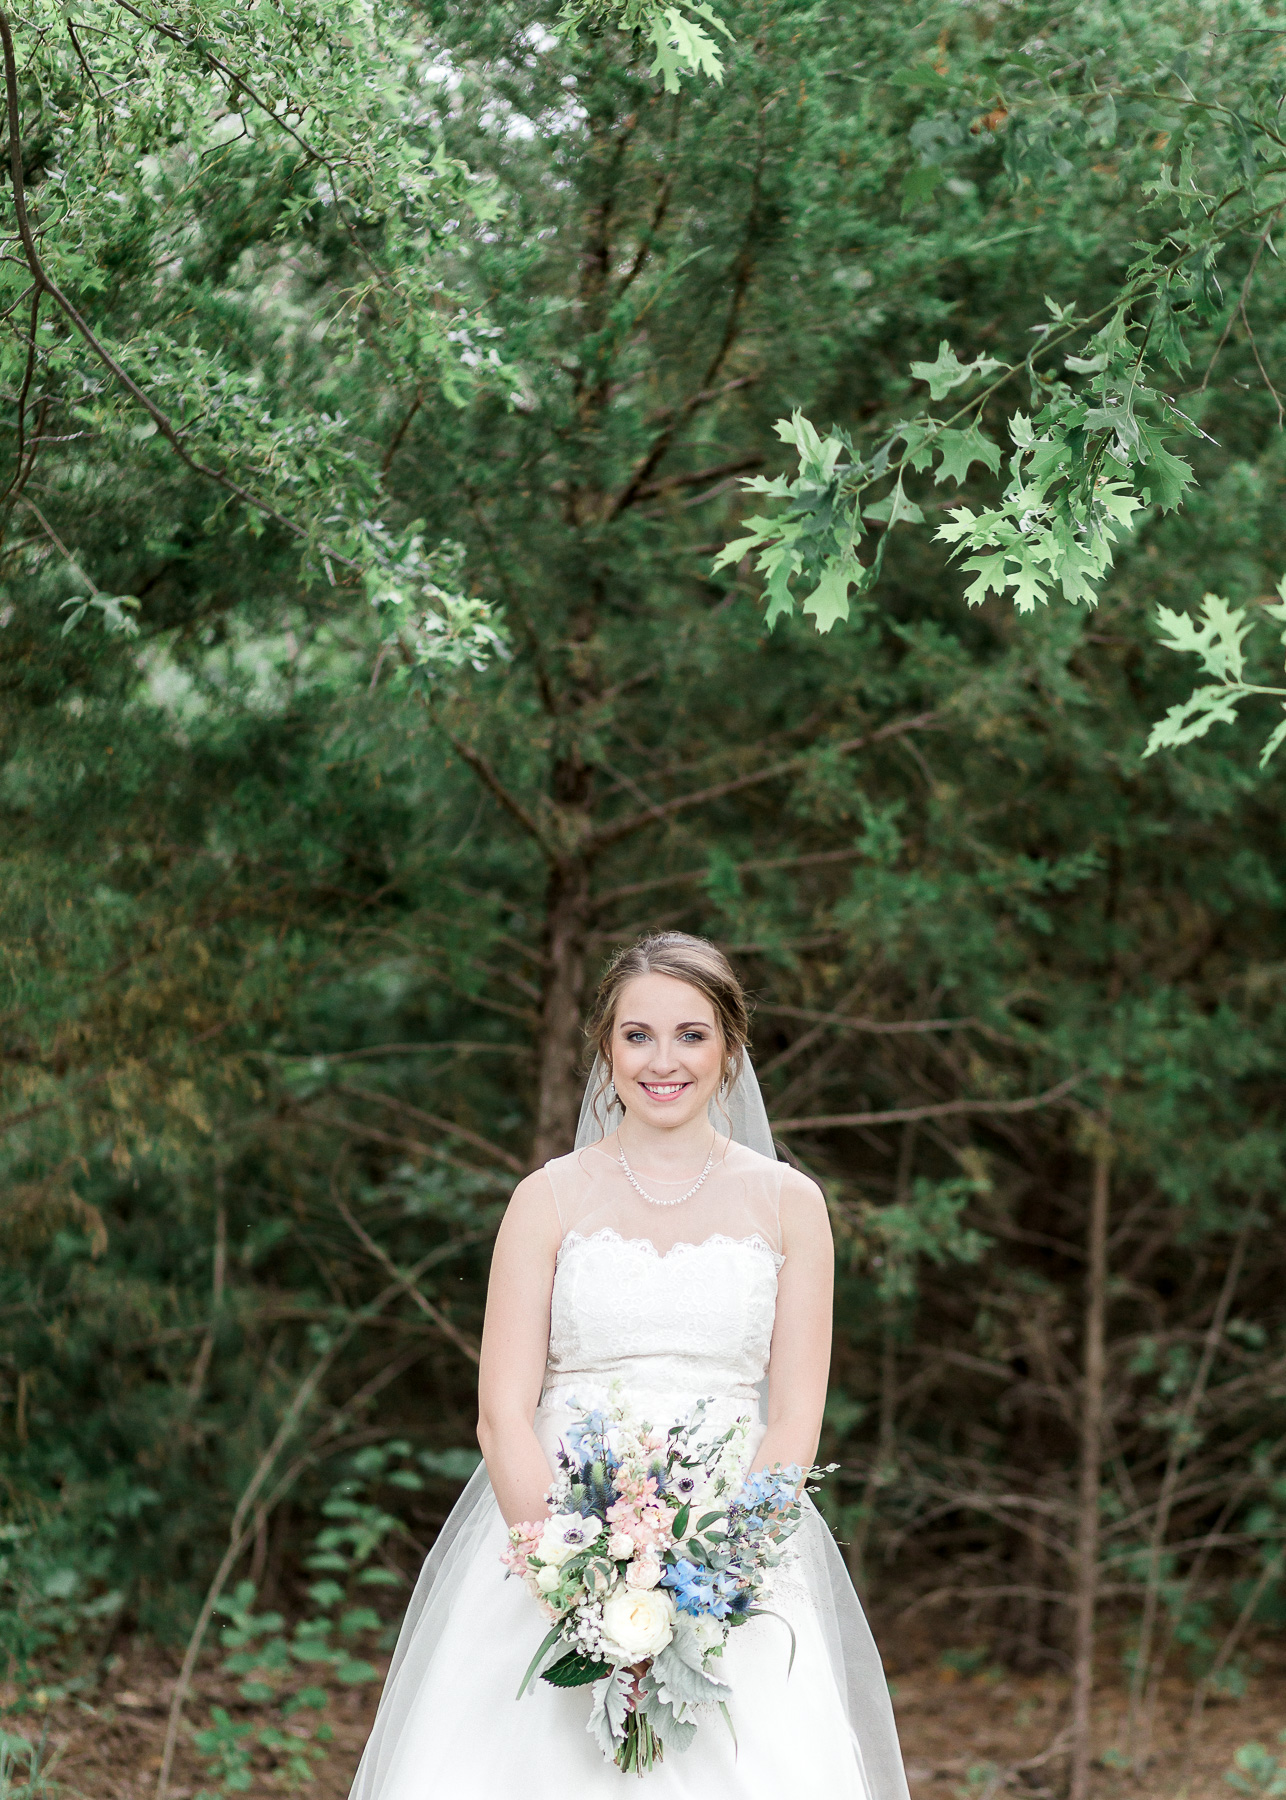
<box><xmin>1069</xmin><ymin>1135</ymin><xmax>1111</xmax><ymax>1800</ymax></box>
<box><xmin>533</xmin><ymin>856</ymin><xmax>592</xmax><ymax>1165</ymax></box>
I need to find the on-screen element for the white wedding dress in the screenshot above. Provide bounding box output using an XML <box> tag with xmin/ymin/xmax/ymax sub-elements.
<box><xmin>349</xmin><ymin>1139</ymin><xmax>910</xmax><ymax>1800</ymax></box>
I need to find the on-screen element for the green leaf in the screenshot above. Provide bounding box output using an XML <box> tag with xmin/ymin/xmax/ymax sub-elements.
<box><xmin>333</xmin><ymin>1658</ymin><xmax>381</xmax><ymax>1685</ymax></box>
<box><xmin>932</xmin><ymin>426</ymin><xmax>1002</xmax><ymax>488</ymax></box>
<box><xmin>650</xmin><ymin>1641</ymin><xmax>729</xmax><ymax>1708</ymax></box>
<box><xmin>958</xmin><ymin>550</ymin><xmax>1012</xmax><ymax>607</ymax></box>
<box><xmin>1154</xmin><ymin>595</ymin><xmax>1253</xmax><ymax>683</ymax></box>
<box><xmin>711</xmin><ymin>531</ymin><xmax>768</xmax><ymax>572</ymax></box>
<box><xmin>1261</xmin><ymin>708</ymin><xmax>1286</xmax><ymax>769</ymax></box>
<box><xmin>800</xmin><ymin>558</ymin><xmax>857</xmax><ymax>633</ymax></box>
<box><xmin>909</xmin><ymin>341</ymin><xmax>1004</xmax><ymax>401</ymax></box>
<box><xmin>541</xmin><ymin>1651</ymin><xmax>613</xmax><ymax>1688</ymax></box>
<box><xmin>646</xmin><ymin>5</ymin><xmax>728</xmax><ymax>92</ymax></box>
<box><xmin>1141</xmin><ymin>442</ymin><xmax>1196</xmax><ymax>512</ymax></box>
<box><xmin>864</xmin><ymin>482</ymin><xmax>925</xmax><ymax>527</ymax></box>
<box><xmin>1143</xmin><ymin>684</ymin><xmax>1246</xmax><ymax>756</ymax></box>
<box><xmin>762</xmin><ymin>546</ymin><xmax>800</xmax><ymax>627</ymax></box>
<box><xmin>1009</xmin><ymin>561</ymin><xmax>1052</xmax><ymax>614</ymax></box>
<box><xmin>516</xmin><ymin>1623</ymin><xmax>564</xmax><ymax>1701</ymax></box>
<box><xmin>900</xmin><ymin>163</ymin><xmax>944</xmax><ymax>212</ymax></box>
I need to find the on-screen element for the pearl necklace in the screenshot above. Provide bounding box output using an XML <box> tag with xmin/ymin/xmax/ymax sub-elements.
<box><xmin>618</xmin><ymin>1138</ymin><xmax>715</xmax><ymax>1208</ymax></box>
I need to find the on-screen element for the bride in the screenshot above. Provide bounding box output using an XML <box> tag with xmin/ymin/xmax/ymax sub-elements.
<box><xmin>349</xmin><ymin>932</ymin><xmax>910</xmax><ymax>1798</ymax></box>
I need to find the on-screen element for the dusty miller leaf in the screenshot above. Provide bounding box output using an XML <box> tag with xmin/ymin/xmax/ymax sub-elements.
<box><xmin>651</xmin><ymin>1641</ymin><xmax>729</xmax><ymax>1709</ymax></box>
<box><xmin>586</xmin><ymin>1667</ymin><xmax>633</xmax><ymax>1761</ymax></box>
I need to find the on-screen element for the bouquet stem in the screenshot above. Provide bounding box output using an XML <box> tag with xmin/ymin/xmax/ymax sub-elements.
<box><xmin>615</xmin><ymin>1710</ymin><xmax>663</xmax><ymax>1775</ymax></box>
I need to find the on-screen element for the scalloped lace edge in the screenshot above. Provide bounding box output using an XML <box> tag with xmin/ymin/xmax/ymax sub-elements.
<box><xmin>557</xmin><ymin>1225</ymin><xmax>784</xmax><ymax>1271</ymax></box>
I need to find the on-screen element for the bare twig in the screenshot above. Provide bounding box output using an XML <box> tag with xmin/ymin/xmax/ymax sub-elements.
<box><xmin>1069</xmin><ymin>1133</ymin><xmax>1111</xmax><ymax>1800</ymax></box>
<box><xmin>586</xmin><ymin>713</ymin><xmax>940</xmax><ymax>855</ymax></box>
<box><xmin>334</xmin><ymin>1199</ymin><xmax>480</xmax><ymax>1365</ymax></box>
<box><xmin>757</xmin><ymin>1003</ymin><xmax>982</xmax><ymax>1037</ymax></box>
<box><xmin>333</xmin><ymin>1081</ymin><xmax>525</xmax><ymax>1174</ymax></box>
<box><xmin>1128</xmin><ymin>1209</ymin><xmax>1254</xmax><ymax>1769</ymax></box>
<box><xmin>771</xmin><ymin>1073</ymin><xmax>1084</xmax><ymax>1133</ymax></box>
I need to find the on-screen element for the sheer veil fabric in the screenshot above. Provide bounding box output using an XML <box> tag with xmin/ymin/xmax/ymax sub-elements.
<box><xmin>348</xmin><ymin>1060</ymin><xmax>910</xmax><ymax>1800</ymax></box>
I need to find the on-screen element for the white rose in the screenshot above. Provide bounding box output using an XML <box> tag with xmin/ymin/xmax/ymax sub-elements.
<box><xmin>535</xmin><ymin>1565</ymin><xmax>561</xmax><ymax>1594</ymax></box>
<box><xmin>600</xmin><ymin>1586</ymin><xmax>675</xmax><ymax>1662</ymax></box>
<box><xmin>625</xmin><ymin>1554</ymin><xmax>661</xmax><ymax>1590</ymax></box>
<box><xmin>606</xmin><ymin>1531</ymin><xmax>635</xmax><ymax>1561</ymax></box>
<box><xmin>538</xmin><ymin>1513</ymin><xmax>602</xmax><ymax>1568</ymax></box>
<box><xmin>691</xmin><ymin>1616</ymin><xmax>726</xmax><ymax>1655</ymax></box>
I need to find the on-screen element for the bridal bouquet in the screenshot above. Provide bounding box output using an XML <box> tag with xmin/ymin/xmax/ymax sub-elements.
<box><xmin>502</xmin><ymin>1396</ymin><xmax>831</xmax><ymax>1774</ymax></box>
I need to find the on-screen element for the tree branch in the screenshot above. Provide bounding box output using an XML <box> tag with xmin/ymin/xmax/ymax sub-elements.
<box><xmin>333</xmin><ymin>1081</ymin><xmax>525</xmax><ymax>1173</ymax></box>
<box><xmin>756</xmin><ymin>1003</ymin><xmax>982</xmax><ymax>1036</ymax></box>
<box><xmin>585</xmin><ymin>712</ymin><xmax>939</xmax><ymax>854</ymax></box>
<box><xmin>591</xmin><ymin>846</ymin><xmax>861</xmax><ymax>910</ymax></box>
<box><xmin>439</xmin><ymin>724</ymin><xmax>553</xmax><ymax>851</ymax></box>
<box><xmin>334</xmin><ymin>1199</ymin><xmax>481</xmax><ymax>1365</ymax></box>
<box><xmin>771</xmin><ymin>1073</ymin><xmax>1085</xmax><ymax>1133</ymax></box>
<box><xmin>632</xmin><ymin>455</ymin><xmax>764</xmax><ymax>499</ymax></box>
<box><xmin>605</xmin><ymin>145</ymin><xmax>764</xmax><ymax>521</ymax></box>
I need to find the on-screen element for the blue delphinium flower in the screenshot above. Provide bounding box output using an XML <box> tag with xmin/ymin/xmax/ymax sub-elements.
<box><xmin>737</xmin><ymin>1466</ymin><xmax>802</xmax><ymax>1514</ymax></box>
<box><xmin>661</xmin><ymin>1560</ymin><xmax>743</xmax><ymax>1619</ymax></box>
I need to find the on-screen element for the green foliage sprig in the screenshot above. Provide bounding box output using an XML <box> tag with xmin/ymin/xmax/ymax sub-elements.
<box><xmin>556</xmin><ymin>0</ymin><xmax>733</xmax><ymax>91</ymax></box>
<box><xmin>1145</xmin><ymin>581</ymin><xmax>1286</xmax><ymax>768</ymax></box>
<box><xmin>1226</xmin><ymin>1730</ymin><xmax>1286</xmax><ymax>1798</ymax></box>
<box><xmin>713</xmin><ymin>26</ymin><xmax>1286</xmax><ymax>768</ymax></box>
<box><xmin>0</xmin><ymin>0</ymin><xmax>507</xmax><ymax>665</ymax></box>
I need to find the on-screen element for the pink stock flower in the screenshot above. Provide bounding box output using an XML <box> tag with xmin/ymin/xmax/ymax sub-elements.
<box><xmin>606</xmin><ymin>1472</ymin><xmax>678</xmax><ymax>1557</ymax></box>
<box><xmin>501</xmin><ymin>1520</ymin><xmax>544</xmax><ymax>1578</ymax></box>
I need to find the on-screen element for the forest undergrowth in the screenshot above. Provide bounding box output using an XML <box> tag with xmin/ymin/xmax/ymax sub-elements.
<box><xmin>2</xmin><ymin>1619</ymin><xmax>1283</xmax><ymax>1800</ymax></box>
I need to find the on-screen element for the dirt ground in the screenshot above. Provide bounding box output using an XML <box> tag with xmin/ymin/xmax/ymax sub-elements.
<box><xmin>4</xmin><ymin>1624</ymin><xmax>1283</xmax><ymax>1800</ymax></box>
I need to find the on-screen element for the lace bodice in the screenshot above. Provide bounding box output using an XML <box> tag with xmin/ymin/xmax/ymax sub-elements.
<box><xmin>537</xmin><ymin>1139</ymin><xmax>791</xmax><ymax>1420</ymax></box>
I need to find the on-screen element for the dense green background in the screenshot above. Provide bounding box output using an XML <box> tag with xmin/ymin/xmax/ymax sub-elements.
<box><xmin>3</xmin><ymin>0</ymin><xmax>1286</xmax><ymax>1786</ymax></box>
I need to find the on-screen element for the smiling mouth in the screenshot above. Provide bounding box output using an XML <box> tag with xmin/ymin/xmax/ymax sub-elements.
<box><xmin>638</xmin><ymin>1081</ymin><xmax>691</xmax><ymax>1101</ymax></box>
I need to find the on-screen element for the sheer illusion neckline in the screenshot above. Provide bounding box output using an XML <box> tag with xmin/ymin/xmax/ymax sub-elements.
<box><xmin>556</xmin><ymin>1224</ymin><xmax>785</xmax><ymax>1271</ymax></box>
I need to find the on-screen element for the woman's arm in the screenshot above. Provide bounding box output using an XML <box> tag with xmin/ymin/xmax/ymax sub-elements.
<box><xmin>476</xmin><ymin>1170</ymin><xmax>563</xmax><ymax>1526</ymax></box>
<box><xmin>754</xmin><ymin>1167</ymin><xmax>834</xmax><ymax>1474</ymax></box>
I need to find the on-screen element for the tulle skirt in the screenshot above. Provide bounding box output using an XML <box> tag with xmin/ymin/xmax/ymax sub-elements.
<box><xmin>348</xmin><ymin>1400</ymin><xmax>909</xmax><ymax>1800</ymax></box>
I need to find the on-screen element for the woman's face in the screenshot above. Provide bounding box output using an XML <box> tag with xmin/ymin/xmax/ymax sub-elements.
<box><xmin>609</xmin><ymin>973</ymin><xmax>726</xmax><ymax>1133</ymax></box>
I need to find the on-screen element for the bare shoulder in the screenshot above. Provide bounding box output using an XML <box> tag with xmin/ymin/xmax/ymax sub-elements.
<box><xmin>495</xmin><ymin>1167</ymin><xmax>561</xmax><ymax>1255</ymax></box>
<box><xmin>778</xmin><ymin>1162</ymin><xmax>832</xmax><ymax>1248</ymax></box>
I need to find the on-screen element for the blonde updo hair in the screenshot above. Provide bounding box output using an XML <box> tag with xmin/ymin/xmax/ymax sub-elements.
<box><xmin>585</xmin><ymin>932</ymin><xmax>752</xmax><ymax>1092</ymax></box>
